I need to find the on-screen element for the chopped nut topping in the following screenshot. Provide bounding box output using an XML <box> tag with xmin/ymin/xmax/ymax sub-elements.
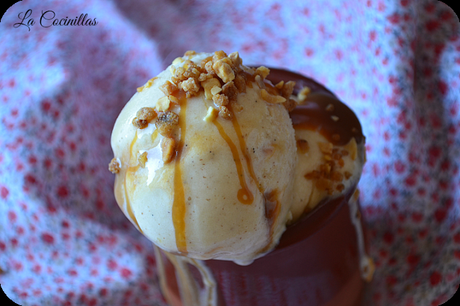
<box><xmin>184</xmin><ymin>50</ymin><xmax>197</xmax><ymax>57</ymax></box>
<box><xmin>331</xmin><ymin>171</ymin><xmax>344</xmax><ymax>182</ymax></box>
<box><xmin>281</xmin><ymin>81</ymin><xmax>295</xmax><ymax>99</ymax></box>
<box><xmin>109</xmin><ymin>158</ymin><xmax>120</xmax><ymax>174</ymax></box>
<box><xmin>305</xmin><ymin>170</ymin><xmax>320</xmax><ymax>180</ymax></box>
<box><xmin>234</xmin><ymin>74</ymin><xmax>247</xmax><ymax>93</ymax></box>
<box><xmin>155</xmin><ymin>111</ymin><xmax>179</xmax><ymax>136</ymax></box>
<box><xmin>331</xmin><ymin>115</ymin><xmax>339</xmax><ymax>122</ymax></box>
<box><xmin>283</xmin><ymin>99</ymin><xmax>297</xmax><ymax>112</ymax></box>
<box><xmin>205</xmin><ymin>60</ymin><xmax>214</xmax><ymax>74</ymax></box>
<box><xmin>213</xmin><ymin>60</ymin><xmax>235</xmax><ymax>83</ymax></box>
<box><xmin>213</xmin><ymin>50</ymin><xmax>228</xmax><ymax>61</ymax></box>
<box><xmin>255</xmin><ymin>75</ymin><xmax>265</xmax><ymax>89</ymax></box>
<box><xmin>316</xmin><ymin>178</ymin><xmax>333</xmax><ymax>195</ymax></box>
<box><xmin>169</xmin><ymin>95</ymin><xmax>179</xmax><ymax>104</ymax></box>
<box><xmin>160</xmin><ymin>81</ymin><xmax>178</xmax><ymax>96</ymax></box>
<box><xmin>136</xmin><ymin>77</ymin><xmax>156</xmax><ymax>92</ymax></box>
<box><xmin>203</xmin><ymin>106</ymin><xmax>218</xmax><ymax>122</ymax></box>
<box><xmin>297</xmin><ymin>139</ymin><xmax>309</xmax><ymax>153</ymax></box>
<box><xmin>337</xmin><ymin>158</ymin><xmax>345</xmax><ymax>167</ymax></box>
<box><xmin>132</xmin><ymin>107</ymin><xmax>157</xmax><ymax>129</ymax></box>
<box><xmin>260</xmin><ymin>89</ymin><xmax>286</xmax><ymax>104</ymax></box>
<box><xmin>180</xmin><ymin>77</ymin><xmax>200</xmax><ymax>97</ymax></box>
<box><xmin>161</xmin><ymin>137</ymin><xmax>176</xmax><ymax>163</ymax></box>
<box><xmin>275</xmin><ymin>81</ymin><xmax>284</xmax><ymax>89</ymax></box>
<box><xmin>326</xmin><ymin>104</ymin><xmax>334</xmax><ymax>112</ymax></box>
<box><xmin>138</xmin><ymin>152</ymin><xmax>148</xmax><ymax>168</ymax></box>
<box><xmin>156</xmin><ymin>96</ymin><xmax>171</xmax><ymax>112</ymax></box>
<box><xmin>320</xmin><ymin>163</ymin><xmax>332</xmax><ymax>174</ymax></box>
<box><xmin>211</xmin><ymin>86</ymin><xmax>222</xmax><ymax>95</ymax></box>
<box><xmin>229</xmin><ymin>51</ymin><xmax>242</xmax><ymax>67</ymax></box>
<box><xmin>172</xmin><ymin>57</ymin><xmax>184</xmax><ymax>65</ymax></box>
<box><xmin>222</xmin><ymin>81</ymin><xmax>238</xmax><ymax>103</ymax></box>
<box><xmin>332</xmin><ymin>152</ymin><xmax>342</xmax><ymax>160</ymax></box>
<box><xmin>298</xmin><ymin>86</ymin><xmax>311</xmax><ymax>103</ymax></box>
<box><xmin>218</xmin><ymin>106</ymin><xmax>233</xmax><ymax>120</ymax></box>
<box><xmin>198</xmin><ymin>72</ymin><xmax>214</xmax><ymax>82</ymax></box>
<box><xmin>212</xmin><ymin>94</ymin><xmax>229</xmax><ymax>107</ymax></box>
<box><xmin>318</xmin><ymin>142</ymin><xmax>333</xmax><ymax>155</ymax></box>
<box><xmin>202</xmin><ymin>78</ymin><xmax>221</xmax><ymax>100</ymax></box>
<box><xmin>255</xmin><ymin>66</ymin><xmax>270</xmax><ymax>79</ymax></box>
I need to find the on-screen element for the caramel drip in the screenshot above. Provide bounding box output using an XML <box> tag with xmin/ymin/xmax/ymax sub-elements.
<box><xmin>211</xmin><ymin>119</ymin><xmax>254</xmax><ymax>204</ymax></box>
<box><xmin>227</xmin><ymin>104</ymin><xmax>263</xmax><ymax>195</ymax></box>
<box><xmin>264</xmin><ymin>189</ymin><xmax>281</xmax><ymax>243</ymax></box>
<box><xmin>290</xmin><ymin>93</ymin><xmax>364</xmax><ymax>146</ymax></box>
<box><xmin>124</xmin><ymin>131</ymin><xmax>142</xmax><ymax>233</ymax></box>
<box><xmin>172</xmin><ymin>91</ymin><xmax>188</xmax><ymax>254</ymax></box>
<box><xmin>123</xmin><ymin>175</ymin><xmax>143</xmax><ymax>233</ymax></box>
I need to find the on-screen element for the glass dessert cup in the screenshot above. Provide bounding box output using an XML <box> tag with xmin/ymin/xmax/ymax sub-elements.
<box><xmin>153</xmin><ymin>69</ymin><xmax>373</xmax><ymax>306</ymax></box>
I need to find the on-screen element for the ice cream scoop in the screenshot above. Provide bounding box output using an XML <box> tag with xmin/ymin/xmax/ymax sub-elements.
<box><xmin>109</xmin><ymin>51</ymin><xmax>365</xmax><ymax>266</ymax></box>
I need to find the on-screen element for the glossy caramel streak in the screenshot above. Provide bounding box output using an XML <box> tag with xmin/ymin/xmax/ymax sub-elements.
<box><xmin>212</xmin><ymin>119</ymin><xmax>254</xmax><ymax>205</ymax></box>
<box><xmin>290</xmin><ymin>93</ymin><xmax>364</xmax><ymax>146</ymax></box>
<box><xmin>173</xmin><ymin>92</ymin><xmax>188</xmax><ymax>254</ymax></box>
<box><xmin>227</xmin><ymin>104</ymin><xmax>263</xmax><ymax>195</ymax></box>
<box><xmin>123</xmin><ymin>177</ymin><xmax>143</xmax><ymax>234</ymax></box>
<box><xmin>125</xmin><ymin>131</ymin><xmax>143</xmax><ymax>233</ymax></box>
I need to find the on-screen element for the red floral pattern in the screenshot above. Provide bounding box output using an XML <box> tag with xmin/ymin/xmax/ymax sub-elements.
<box><xmin>1</xmin><ymin>0</ymin><xmax>459</xmax><ymax>305</ymax></box>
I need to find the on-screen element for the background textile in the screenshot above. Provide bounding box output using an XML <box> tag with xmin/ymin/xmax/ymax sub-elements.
<box><xmin>0</xmin><ymin>0</ymin><xmax>459</xmax><ymax>305</ymax></box>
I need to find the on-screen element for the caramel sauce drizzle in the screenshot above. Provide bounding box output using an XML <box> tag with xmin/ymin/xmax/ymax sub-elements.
<box><xmin>211</xmin><ymin>119</ymin><xmax>254</xmax><ymax>204</ymax></box>
<box><xmin>172</xmin><ymin>91</ymin><xmax>188</xmax><ymax>254</ymax></box>
<box><xmin>125</xmin><ymin>131</ymin><xmax>143</xmax><ymax>233</ymax></box>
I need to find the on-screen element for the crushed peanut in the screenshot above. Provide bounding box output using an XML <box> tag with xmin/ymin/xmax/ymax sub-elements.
<box><xmin>211</xmin><ymin>86</ymin><xmax>222</xmax><ymax>95</ymax></box>
<box><xmin>228</xmin><ymin>51</ymin><xmax>242</xmax><ymax>67</ymax></box>
<box><xmin>331</xmin><ymin>115</ymin><xmax>339</xmax><ymax>122</ymax></box>
<box><xmin>212</xmin><ymin>94</ymin><xmax>229</xmax><ymax>107</ymax></box>
<box><xmin>169</xmin><ymin>95</ymin><xmax>179</xmax><ymax>104</ymax></box>
<box><xmin>280</xmin><ymin>81</ymin><xmax>295</xmax><ymax>99</ymax></box>
<box><xmin>156</xmin><ymin>96</ymin><xmax>171</xmax><ymax>112</ymax></box>
<box><xmin>109</xmin><ymin>158</ymin><xmax>121</xmax><ymax>174</ymax></box>
<box><xmin>132</xmin><ymin>107</ymin><xmax>157</xmax><ymax>129</ymax></box>
<box><xmin>255</xmin><ymin>66</ymin><xmax>270</xmax><ymax>79</ymax></box>
<box><xmin>160</xmin><ymin>81</ymin><xmax>178</xmax><ymax>96</ymax></box>
<box><xmin>318</xmin><ymin>142</ymin><xmax>333</xmax><ymax>155</ymax></box>
<box><xmin>326</xmin><ymin>104</ymin><xmax>334</xmax><ymax>112</ymax></box>
<box><xmin>172</xmin><ymin>57</ymin><xmax>184</xmax><ymax>65</ymax></box>
<box><xmin>222</xmin><ymin>81</ymin><xmax>238</xmax><ymax>103</ymax></box>
<box><xmin>298</xmin><ymin>86</ymin><xmax>311</xmax><ymax>103</ymax></box>
<box><xmin>213</xmin><ymin>60</ymin><xmax>235</xmax><ymax>83</ymax></box>
<box><xmin>161</xmin><ymin>137</ymin><xmax>176</xmax><ymax>163</ymax></box>
<box><xmin>202</xmin><ymin>78</ymin><xmax>221</xmax><ymax>100</ymax></box>
<box><xmin>218</xmin><ymin>106</ymin><xmax>233</xmax><ymax>120</ymax></box>
<box><xmin>234</xmin><ymin>74</ymin><xmax>246</xmax><ymax>93</ymax></box>
<box><xmin>260</xmin><ymin>89</ymin><xmax>286</xmax><ymax>104</ymax></box>
<box><xmin>155</xmin><ymin>111</ymin><xmax>179</xmax><ymax>137</ymax></box>
<box><xmin>180</xmin><ymin>77</ymin><xmax>200</xmax><ymax>97</ymax></box>
<box><xmin>304</xmin><ymin>139</ymin><xmax>356</xmax><ymax>195</ymax></box>
<box><xmin>203</xmin><ymin>106</ymin><xmax>219</xmax><ymax>122</ymax></box>
<box><xmin>184</xmin><ymin>50</ymin><xmax>197</xmax><ymax>57</ymax></box>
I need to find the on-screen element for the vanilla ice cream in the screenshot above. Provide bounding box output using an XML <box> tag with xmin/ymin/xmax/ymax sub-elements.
<box><xmin>109</xmin><ymin>51</ymin><xmax>365</xmax><ymax>266</ymax></box>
